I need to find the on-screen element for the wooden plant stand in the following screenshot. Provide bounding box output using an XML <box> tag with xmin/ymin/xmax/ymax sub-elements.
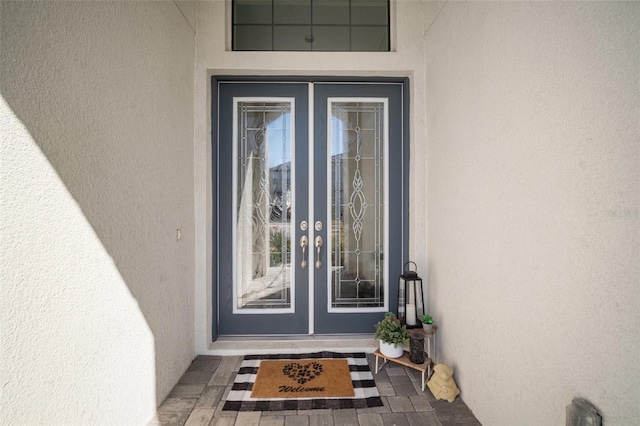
<box><xmin>374</xmin><ymin>349</ymin><xmax>432</xmax><ymax>391</ymax></box>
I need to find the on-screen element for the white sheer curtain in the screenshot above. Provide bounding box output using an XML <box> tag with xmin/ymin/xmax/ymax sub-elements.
<box><xmin>236</xmin><ymin>112</ymin><xmax>269</xmax><ymax>306</ymax></box>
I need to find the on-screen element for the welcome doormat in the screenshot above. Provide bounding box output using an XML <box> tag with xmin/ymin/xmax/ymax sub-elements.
<box><xmin>222</xmin><ymin>352</ymin><xmax>384</xmax><ymax>411</ymax></box>
<box><xmin>251</xmin><ymin>358</ymin><xmax>355</xmax><ymax>398</ymax></box>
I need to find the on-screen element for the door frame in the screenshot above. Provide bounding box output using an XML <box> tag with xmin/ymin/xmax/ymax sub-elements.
<box><xmin>211</xmin><ymin>76</ymin><xmax>410</xmax><ymax>341</ymax></box>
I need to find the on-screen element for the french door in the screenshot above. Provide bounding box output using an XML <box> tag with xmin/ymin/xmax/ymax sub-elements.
<box><xmin>214</xmin><ymin>79</ymin><xmax>408</xmax><ymax>336</ymax></box>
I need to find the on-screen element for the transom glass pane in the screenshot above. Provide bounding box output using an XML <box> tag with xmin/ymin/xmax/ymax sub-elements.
<box><xmin>351</xmin><ymin>0</ymin><xmax>388</xmax><ymax>25</ymax></box>
<box><xmin>235</xmin><ymin>26</ymin><xmax>273</xmax><ymax>51</ymax></box>
<box><xmin>312</xmin><ymin>26</ymin><xmax>350</xmax><ymax>51</ymax></box>
<box><xmin>233</xmin><ymin>0</ymin><xmax>389</xmax><ymax>51</ymax></box>
<box><xmin>351</xmin><ymin>26</ymin><xmax>388</xmax><ymax>51</ymax></box>
<box><xmin>235</xmin><ymin>101</ymin><xmax>294</xmax><ymax>310</ymax></box>
<box><xmin>274</xmin><ymin>26</ymin><xmax>312</xmax><ymax>51</ymax></box>
<box><xmin>274</xmin><ymin>0</ymin><xmax>311</xmax><ymax>24</ymax></box>
<box><xmin>234</xmin><ymin>0</ymin><xmax>272</xmax><ymax>24</ymax></box>
<box><xmin>313</xmin><ymin>0</ymin><xmax>349</xmax><ymax>25</ymax></box>
<box><xmin>329</xmin><ymin>101</ymin><xmax>385</xmax><ymax>308</ymax></box>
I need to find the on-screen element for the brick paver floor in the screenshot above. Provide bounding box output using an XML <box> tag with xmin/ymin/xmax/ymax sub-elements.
<box><xmin>149</xmin><ymin>354</ymin><xmax>481</xmax><ymax>426</ymax></box>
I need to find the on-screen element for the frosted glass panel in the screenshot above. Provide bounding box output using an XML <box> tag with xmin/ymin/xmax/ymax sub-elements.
<box><xmin>235</xmin><ymin>101</ymin><xmax>294</xmax><ymax>310</ymax></box>
<box><xmin>330</xmin><ymin>101</ymin><xmax>385</xmax><ymax>308</ymax></box>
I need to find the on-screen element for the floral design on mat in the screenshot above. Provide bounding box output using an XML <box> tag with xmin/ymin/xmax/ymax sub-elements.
<box><xmin>282</xmin><ymin>362</ymin><xmax>324</xmax><ymax>384</ymax></box>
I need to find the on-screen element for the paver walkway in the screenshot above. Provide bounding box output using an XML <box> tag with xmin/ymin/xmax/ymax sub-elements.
<box><xmin>149</xmin><ymin>354</ymin><xmax>481</xmax><ymax>426</ymax></box>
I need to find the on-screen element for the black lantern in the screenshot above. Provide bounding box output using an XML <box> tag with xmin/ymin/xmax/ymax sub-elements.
<box><xmin>409</xmin><ymin>331</ymin><xmax>426</xmax><ymax>364</ymax></box>
<box><xmin>398</xmin><ymin>261</ymin><xmax>425</xmax><ymax>329</ymax></box>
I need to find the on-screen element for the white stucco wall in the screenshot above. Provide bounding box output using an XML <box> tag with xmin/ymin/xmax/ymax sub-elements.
<box><xmin>194</xmin><ymin>0</ymin><xmax>442</xmax><ymax>353</ymax></box>
<box><xmin>424</xmin><ymin>2</ymin><xmax>639</xmax><ymax>424</ymax></box>
<box><xmin>1</xmin><ymin>1</ymin><xmax>196</xmax><ymax>424</ymax></box>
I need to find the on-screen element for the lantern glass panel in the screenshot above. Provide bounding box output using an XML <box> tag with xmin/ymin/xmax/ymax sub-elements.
<box><xmin>398</xmin><ymin>274</ymin><xmax>424</xmax><ymax>328</ymax></box>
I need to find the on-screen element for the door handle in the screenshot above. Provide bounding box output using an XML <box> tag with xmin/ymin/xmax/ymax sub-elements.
<box><xmin>315</xmin><ymin>235</ymin><xmax>323</xmax><ymax>269</ymax></box>
<box><xmin>300</xmin><ymin>235</ymin><xmax>308</xmax><ymax>269</ymax></box>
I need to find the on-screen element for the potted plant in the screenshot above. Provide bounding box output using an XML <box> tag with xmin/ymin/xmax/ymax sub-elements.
<box><xmin>421</xmin><ymin>314</ymin><xmax>433</xmax><ymax>334</ymax></box>
<box><xmin>374</xmin><ymin>312</ymin><xmax>409</xmax><ymax>358</ymax></box>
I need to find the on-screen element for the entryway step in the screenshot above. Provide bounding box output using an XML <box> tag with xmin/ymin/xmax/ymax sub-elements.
<box><xmin>205</xmin><ymin>336</ymin><xmax>378</xmax><ymax>356</ymax></box>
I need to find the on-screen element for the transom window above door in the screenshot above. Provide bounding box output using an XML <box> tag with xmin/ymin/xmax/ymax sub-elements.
<box><xmin>232</xmin><ymin>0</ymin><xmax>390</xmax><ymax>51</ymax></box>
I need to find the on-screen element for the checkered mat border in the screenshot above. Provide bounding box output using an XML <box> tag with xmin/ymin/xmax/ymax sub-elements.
<box><xmin>222</xmin><ymin>352</ymin><xmax>384</xmax><ymax>411</ymax></box>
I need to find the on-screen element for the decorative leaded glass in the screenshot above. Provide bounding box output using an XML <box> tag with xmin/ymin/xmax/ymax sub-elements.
<box><xmin>329</xmin><ymin>101</ymin><xmax>385</xmax><ymax>308</ymax></box>
<box><xmin>235</xmin><ymin>101</ymin><xmax>294</xmax><ymax>310</ymax></box>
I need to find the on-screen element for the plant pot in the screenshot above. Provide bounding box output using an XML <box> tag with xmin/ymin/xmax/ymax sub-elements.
<box><xmin>422</xmin><ymin>323</ymin><xmax>433</xmax><ymax>334</ymax></box>
<box><xmin>379</xmin><ymin>340</ymin><xmax>404</xmax><ymax>358</ymax></box>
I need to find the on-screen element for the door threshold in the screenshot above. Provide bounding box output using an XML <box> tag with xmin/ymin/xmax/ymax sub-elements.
<box><xmin>205</xmin><ymin>335</ymin><xmax>378</xmax><ymax>356</ymax></box>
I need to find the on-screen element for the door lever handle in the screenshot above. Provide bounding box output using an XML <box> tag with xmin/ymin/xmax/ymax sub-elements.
<box><xmin>300</xmin><ymin>235</ymin><xmax>309</xmax><ymax>269</ymax></box>
<box><xmin>315</xmin><ymin>235</ymin><xmax>323</xmax><ymax>269</ymax></box>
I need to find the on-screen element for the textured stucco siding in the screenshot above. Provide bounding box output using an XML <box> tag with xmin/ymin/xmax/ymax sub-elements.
<box><xmin>424</xmin><ymin>2</ymin><xmax>640</xmax><ymax>424</ymax></box>
<box><xmin>2</xmin><ymin>0</ymin><xmax>637</xmax><ymax>424</ymax></box>
<box><xmin>1</xmin><ymin>1</ymin><xmax>196</xmax><ymax>424</ymax></box>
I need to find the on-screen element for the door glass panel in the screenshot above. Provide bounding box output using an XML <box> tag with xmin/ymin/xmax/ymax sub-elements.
<box><xmin>329</xmin><ymin>100</ymin><xmax>386</xmax><ymax>309</ymax></box>
<box><xmin>234</xmin><ymin>101</ymin><xmax>294</xmax><ymax>311</ymax></box>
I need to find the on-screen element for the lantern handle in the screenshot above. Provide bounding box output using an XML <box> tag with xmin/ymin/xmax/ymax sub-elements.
<box><xmin>403</xmin><ymin>261</ymin><xmax>418</xmax><ymax>273</ymax></box>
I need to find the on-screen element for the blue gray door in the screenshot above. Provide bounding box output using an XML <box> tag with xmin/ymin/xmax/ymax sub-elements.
<box><xmin>215</xmin><ymin>80</ymin><xmax>407</xmax><ymax>336</ymax></box>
